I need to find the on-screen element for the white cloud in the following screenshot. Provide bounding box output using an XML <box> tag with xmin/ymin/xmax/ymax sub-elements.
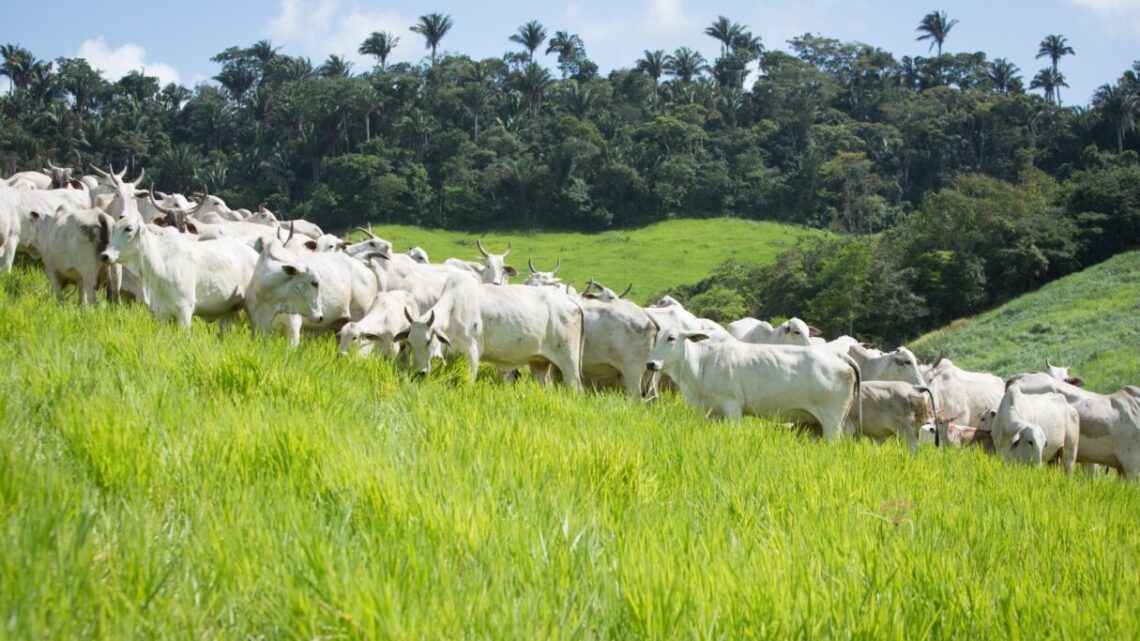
<box><xmin>266</xmin><ymin>0</ymin><xmax>415</xmax><ymax>68</ymax></box>
<box><xmin>75</xmin><ymin>37</ymin><xmax>181</xmax><ymax>86</ymax></box>
<box><xmin>1070</xmin><ymin>0</ymin><xmax>1140</xmax><ymax>36</ymax></box>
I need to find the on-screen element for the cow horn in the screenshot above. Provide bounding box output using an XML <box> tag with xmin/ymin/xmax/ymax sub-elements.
<box><xmin>476</xmin><ymin>238</ymin><xmax>489</xmax><ymax>257</ymax></box>
<box><xmin>276</xmin><ymin>226</ymin><xmax>284</xmax><ymax>241</ymax></box>
<box><xmin>619</xmin><ymin>283</ymin><xmax>632</xmax><ymax>299</ymax></box>
<box><xmin>933</xmin><ymin>349</ymin><xmax>945</xmax><ymax>368</ymax></box>
<box><xmin>354</xmin><ymin>226</ymin><xmax>378</xmax><ymax>239</ymax></box>
<box><xmin>73</xmin><ymin>149</ymin><xmax>82</xmax><ymax>167</ymax></box>
<box><xmin>503</xmin><ymin>241</ymin><xmax>512</xmax><ymax>257</ymax></box>
<box><xmin>148</xmin><ymin>190</ymin><xmax>177</xmax><ymax>216</ymax></box>
<box><xmin>114</xmin><ymin>164</ymin><xmax>127</xmax><ymax>181</ymax></box>
<box><xmin>528</xmin><ymin>257</ymin><xmax>537</xmax><ymax>274</ymax></box>
<box><xmin>404</xmin><ymin>307</ymin><xmax>415</xmax><ymax>324</ymax></box>
<box><xmin>89</xmin><ymin>163</ymin><xmax>111</xmax><ymax>179</ymax></box>
<box><xmin>287</xmin><ymin>221</ymin><xmax>295</xmax><ymax>244</ymax></box>
<box><xmin>552</xmin><ymin>258</ymin><xmax>561</xmax><ymax>275</ymax></box>
<box><xmin>46</xmin><ymin>159</ymin><xmax>59</xmax><ymax>171</ymax></box>
<box><xmin>131</xmin><ymin>167</ymin><xmax>145</xmax><ymax>185</ymax></box>
<box><xmin>583</xmin><ymin>278</ymin><xmax>597</xmax><ymax>292</ymax></box>
<box><xmin>427</xmin><ymin>310</ymin><xmax>435</xmax><ymax>327</ymax></box>
<box><xmin>258</xmin><ymin>202</ymin><xmax>268</xmax><ymax>213</ymax></box>
<box><xmin>1046</xmin><ymin>358</ymin><xmax>1053</xmax><ymax>369</ymax></box>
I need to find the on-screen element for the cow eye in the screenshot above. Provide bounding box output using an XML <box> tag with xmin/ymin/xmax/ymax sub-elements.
<box><xmin>310</xmin><ymin>280</ymin><xmax>318</xmax><ymax>288</ymax></box>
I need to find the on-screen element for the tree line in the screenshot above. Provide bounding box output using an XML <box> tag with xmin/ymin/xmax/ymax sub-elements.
<box><xmin>1</xmin><ymin>10</ymin><xmax>1138</xmax><ymax>341</ymax></box>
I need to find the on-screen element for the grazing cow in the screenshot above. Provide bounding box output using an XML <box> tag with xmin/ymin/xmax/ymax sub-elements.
<box><xmin>576</xmin><ymin>297</ymin><xmax>658</xmax><ymax>398</ymax></box>
<box><xmin>848</xmin><ymin>345</ymin><xmax>926</xmax><ymax>387</ymax></box>
<box><xmin>726</xmin><ymin>317</ymin><xmax>770</xmax><ymax>340</ymax></box>
<box><xmin>34</xmin><ymin>206</ymin><xmax>119</xmax><ymax>304</ymax></box>
<box><xmin>1046</xmin><ymin>359</ymin><xmax>1085</xmax><ymax>387</ymax></box>
<box><xmin>397</xmin><ymin>278</ymin><xmax>585</xmax><ymax>388</ymax></box>
<box><xmin>1006</xmin><ymin>373</ymin><xmax>1140</xmax><ymax>477</ymax></box>
<box><xmin>735</xmin><ymin>317</ymin><xmax>814</xmax><ymax>346</ymax></box>
<box><xmin>646</xmin><ymin>330</ymin><xmax>861</xmax><ymax>440</ymax></box>
<box><xmin>99</xmin><ymin>215</ymin><xmax>259</xmax><ymax>328</ymax></box>
<box><xmin>0</xmin><ymin>180</ymin><xmax>93</xmax><ymax>270</ymax></box>
<box><xmin>984</xmin><ymin>387</ymin><xmax>1080</xmax><ymax>473</ymax></box>
<box><xmin>337</xmin><ymin>290</ymin><xmax>419</xmax><ymax>358</ymax></box>
<box><xmin>925</xmin><ymin>417</ymin><xmax>995</xmax><ymax>451</ymax></box>
<box><xmin>652</xmin><ymin>295</ymin><xmax>682</xmax><ymax>308</ymax></box>
<box><xmin>6</xmin><ymin>170</ymin><xmax>53</xmax><ymax>190</ymax></box>
<box><xmin>850</xmin><ymin>381</ymin><xmax>935</xmax><ymax>453</ymax></box>
<box><xmin>245</xmin><ymin>239</ymin><xmax>324</xmax><ymax>344</ymax></box>
<box><xmin>923</xmin><ymin>355</ymin><xmax>1005</xmax><ymax>428</ymax></box>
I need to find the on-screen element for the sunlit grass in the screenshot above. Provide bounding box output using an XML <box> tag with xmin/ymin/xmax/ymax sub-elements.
<box><xmin>2</xmin><ymin>263</ymin><xmax>1138</xmax><ymax>639</ymax></box>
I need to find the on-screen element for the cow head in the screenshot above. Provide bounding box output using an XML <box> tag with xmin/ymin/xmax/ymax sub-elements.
<box><xmin>254</xmin><ymin>240</ymin><xmax>324</xmax><ymax>323</ymax></box>
<box><xmin>407</xmin><ymin>246</ymin><xmax>430</xmax><ymax>264</ymax></box>
<box><xmin>247</xmin><ymin>203</ymin><xmax>278</xmax><ymax>226</ymax></box>
<box><xmin>345</xmin><ymin>227</ymin><xmax>393</xmax><ymax>260</ymax></box>
<box><xmin>475</xmin><ymin>238</ymin><xmax>516</xmax><ymax>285</ymax></box>
<box><xmin>1008</xmin><ymin>424</ymin><xmax>1045</xmax><ymax>465</ymax></box>
<box><xmin>99</xmin><ymin>215</ymin><xmax>146</xmax><ymax>264</ymax></box>
<box><xmin>44</xmin><ymin>159</ymin><xmax>76</xmax><ymax>189</ymax></box>
<box><xmin>583</xmin><ymin>279</ymin><xmax>632</xmax><ymax>302</ymax></box>
<box><xmin>652</xmin><ymin>295</ymin><xmax>681</xmax><ymax>308</ymax></box>
<box><xmin>189</xmin><ymin>185</ymin><xmax>237</xmax><ymax>221</ymax></box>
<box><xmin>394</xmin><ymin>307</ymin><xmax>451</xmax><ymax>375</ymax></box>
<box><xmin>777</xmin><ymin>317</ymin><xmax>813</xmax><ymax>346</ymax></box>
<box><xmin>524</xmin><ymin>258</ymin><xmax>563</xmax><ymax>287</ymax></box>
<box><xmin>884</xmin><ymin>347</ymin><xmax>926</xmax><ymax>386</ymax></box>
<box><xmin>1045</xmin><ymin>359</ymin><xmax>1084</xmax><ymax>387</ymax></box>
<box><xmin>646</xmin><ymin>328</ymin><xmax>709</xmax><ymax>372</ymax></box>
<box><xmin>90</xmin><ymin>163</ymin><xmax>147</xmax><ymax>219</ymax></box>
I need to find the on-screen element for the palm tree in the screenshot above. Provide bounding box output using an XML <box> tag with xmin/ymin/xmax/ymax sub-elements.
<box><xmin>514</xmin><ymin>62</ymin><xmax>554</xmax><ymax>117</ymax></box>
<box><xmin>915</xmin><ymin>10</ymin><xmax>958</xmax><ymax>56</ymax></box>
<box><xmin>1094</xmin><ymin>82</ymin><xmax>1139</xmax><ymax>152</ymax></box>
<box><xmin>509</xmin><ymin>21</ymin><xmax>547</xmax><ymax>62</ymax></box>
<box><xmin>1037</xmin><ymin>35</ymin><xmax>1074</xmax><ymax>104</ymax></box>
<box><xmin>1030</xmin><ymin>67</ymin><xmax>1068</xmax><ymax>104</ymax></box>
<box><xmin>705</xmin><ymin>16</ymin><xmax>744</xmax><ymax>56</ymax></box>
<box><xmin>546</xmin><ymin>31</ymin><xmax>584</xmax><ymax>79</ymax></box>
<box><xmin>636</xmin><ymin>50</ymin><xmax>667</xmax><ymax>86</ymax></box>
<box><xmin>460</xmin><ymin>60</ymin><xmax>494</xmax><ymax>141</ymax></box>
<box><xmin>317</xmin><ymin>55</ymin><xmax>353</xmax><ymax>78</ymax></box>
<box><xmin>665</xmin><ymin>47</ymin><xmax>707</xmax><ymax>84</ymax></box>
<box><xmin>410</xmin><ymin>12</ymin><xmax>454</xmax><ymax>65</ymax></box>
<box><xmin>214</xmin><ymin>65</ymin><xmax>257</xmax><ymax>102</ymax></box>
<box><xmin>359</xmin><ymin>31</ymin><xmax>400</xmax><ymax>70</ymax></box>
<box><xmin>987</xmin><ymin>58</ymin><xmax>1021</xmax><ymax>94</ymax></box>
<box><xmin>0</xmin><ymin>44</ymin><xmax>36</xmax><ymax>93</ymax></box>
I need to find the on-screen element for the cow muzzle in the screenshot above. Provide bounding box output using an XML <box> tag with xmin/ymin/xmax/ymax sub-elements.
<box><xmin>646</xmin><ymin>361</ymin><xmax>662</xmax><ymax>372</ymax></box>
<box><xmin>99</xmin><ymin>252</ymin><xmax>114</xmax><ymax>264</ymax></box>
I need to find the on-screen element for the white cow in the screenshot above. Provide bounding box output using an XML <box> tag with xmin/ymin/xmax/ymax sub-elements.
<box><xmin>1005</xmin><ymin>373</ymin><xmax>1140</xmax><ymax>477</ymax></box>
<box><xmin>581</xmin><ymin>279</ymin><xmax>632</xmax><ymax>303</ymax></box>
<box><xmin>524</xmin><ymin>258</ymin><xmax>564</xmax><ymax>288</ymax></box>
<box><xmin>984</xmin><ymin>387</ymin><xmax>1080</xmax><ymax>473</ymax></box>
<box><xmin>397</xmin><ymin>278</ymin><xmax>585</xmax><ymax>388</ymax></box>
<box><xmin>646</xmin><ymin>330</ymin><xmax>861</xmax><ymax>440</ymax></box>
<box><xmin>34</xmin><ymin>206</ymin><xmax>118</xmax><ymax>304</ymax></box>
<box><xmin>6</xmin><ymin>171</ymin><xmax>53</xmax><ymax>190</ymax></box>
<box><xmin>726</xmin><ymin>317</ymin><xmax>770</xmax><ymax>340</ymax></box>
<box><xmin>99</xmin><ymin>215</ymin><xmax>259</xmax><ymax>328</ymax></box>
<box><xmin>0</xmin><ymin>180</ymin><xmax>93</xmax><ymax>270</ymax></box>
<box><xmin>407</xmin><ymin>246</ymin><xmax>430</xmax><ymax>264</ymax></box>
<box><xmin>848</xmin><ymin>345</ymin><xmax>926</xmax><ymax>386</ymax></box>
<box><xmin>245</xmin><ymin>239</ymin><xmax>325</xmax><ymax>344</ymax></box>
<box><xmin>577</xmin><ymin>297</ymin><xmax>658</xmax><ymax>398</ymax></box>
<box><xmin>735</xmin><ymin>317</ymin><xmax>814</xmax><ymax>346</ymax></box>
<box><xmin>923</xmin><ymin>356</ymin><xmax>1005</xmax><ymax>428</ymax></box>
<box><xmin>444</xmin><ymin>239</ymin><xmax>517</xmax><ymax>285</ymax></box>
<box><xmin>851</xmin><ymin>381</ymin><xmax>935</xmax><ymax>453</ymax></box>
<box><xmin>1046</xmin><ymin>359</ymin><xmax>1085</xmax><ymax>387</ymax></box>
<box><xmin>337</xmin><ymin>291</ymin><xmax>419</xmax><ymax>358</ymax></box>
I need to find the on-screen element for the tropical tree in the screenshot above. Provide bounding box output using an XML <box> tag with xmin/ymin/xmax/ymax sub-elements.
<box><xmin>705</xmin><ymin>16</ymin><xmax>744</xmax><ymax>56</ymax></box>
<box><xmin>546</xmin><ymin>31</ymin><xmax>585</xmax><ymax>79</ymax></box>
<box><xmin>513</xmin><ymin>62</ymin><xmax>553</xmax><ymax>117</ymax></box>
<box><xmin>1</xmin><ymin>44</ymin><xmax>36</xmax><ymax>93</ymax></box>
<box><xmin>665</xmin><ymin>47</ymin><xmax>707</xmax><ymax>84</ymax></box>
<box><xmin>1030</xmin><ymin>67</ymin><xmax>1067</xmax><ymax>104</ymax></box>
<box><xmin>915</xmin><ymin>10</ymin><xmax>958</xmax><ymax>56</ymax></box>
<box><xmin>317</xmin><ymin>55</ymin><xmax>353</xmax><ymax>78</ymax></box>
<box><xmin>509</xmin><ymin>20</ymin><xmax>547</xmax><ymax>62</ymax></box>
<box><xmin>1036</xmin><ymin>34</ymin><xmax>1074</xmax><ymax>103</ymax></box>
<box><xmin>1094</xmin><ymin>82</ymin><xmax>1139</xmax><ymax>152</ymax></box>
<box><xmin>359</xmin><ymin>31</ymin><xmax>399</xmax><ymax>70</ymax></box>
<box><xmin>635</xmin><ymin>50</ymin><xmax>667</xmax><ymax>86</ymax></box>
<box><xmin>410</xmin><ymin>12</ymin><xmax>454</xmax><ymax>65</ymax></box>
<box><xmin>987</xmin><ymin>58</ymin><xmax>1021</xmax><ymax>94</ymax></box>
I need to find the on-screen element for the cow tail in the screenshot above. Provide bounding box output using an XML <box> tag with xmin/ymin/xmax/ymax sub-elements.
<box><xmin>838</xmin><ymin>353</ymin><xmax>862</xmax><ymax>433</ymax></box>
<box><xmin>571</xmin><ymin>298</ymin><xmax>586</xmax><ymax>387</ymax></box>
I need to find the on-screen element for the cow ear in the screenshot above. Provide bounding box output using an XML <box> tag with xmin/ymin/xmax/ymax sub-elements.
<box><xmin>504</xmin><ymin>265</ymin><xmax>518</xmax><ymax>276</ymax></box>
<box><xmin>30</xmin><ymin>210</ymin><xmax>42</xmax><ymax>220</ymax></box>
<box><xmin>134</xmin><ymin>190</ymin><xmax>150</xmax><ymax>198</ymax></box>
<box><xmin>69</xmin><ymin>179</ymin><xmax>83</xmax><ymax>189</ymax></box>
<box><xmin>282</xmin><ymin>264</ymin><xmax>300</xmax><ymax>276</ymax></box>
<box><xmin>362</xmin><ymin>332</ymin><xmax>383</xmax><ymax>341</ymax></box>
<box><xmin>1067</xmin><ymin>377</ymin><xmax>1085</xmax><ymax>387</ymax></box>
<box><xmin>394</xmin><ymin>330</ymin><xmax>410</xmax><ymax>343</ymax></box>
<box><xmin>433</xmin><ymin>329</ymin><xmax>452</xmax><ymax>346</ymax></box>
<box><xmin>686</xmin><ymin>333</ymin><xmax>710</xmax><ymax>343</ymax></box>
<box><xmin>304</xmin><ymin>240</ymin><xmax>317</xmax><ymax>251</ymax></box>
<box><xmin>186</xmin><ymin>222</ymin><xmax>199</xmax><ymax>234</ymax></box>
<box><xmin>252</xmin><ymin>237</ymin><xmax>265</xmax><ymax>254</ymax></box>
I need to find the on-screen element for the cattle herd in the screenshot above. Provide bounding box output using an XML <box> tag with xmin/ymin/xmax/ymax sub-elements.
<box><xmin>3</xmin><ymin>161</ymin><xmax>1139</xmax><ymax>479</ymax></box>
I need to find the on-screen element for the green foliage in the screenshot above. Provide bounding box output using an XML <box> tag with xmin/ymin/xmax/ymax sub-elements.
<box><xmin>3</xmin><ymin>259</ymin><xmax>1140</xmax><ymax>638</ymax></box>
<box><xmin>911</xmin><ymin>251</ymin><xmax>1140</xmax><ymax>392</ymax></box>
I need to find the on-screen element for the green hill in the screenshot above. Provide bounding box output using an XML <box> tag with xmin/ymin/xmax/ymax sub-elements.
<box><xmin>910</xmin><ymin>251</ymin><xmax>1140</xmax><ymax>392</ymax></box>
<box><xmin>358</xmin><ymin>218</ymin><xmax>826</xmax><ymax>304</ymax></box>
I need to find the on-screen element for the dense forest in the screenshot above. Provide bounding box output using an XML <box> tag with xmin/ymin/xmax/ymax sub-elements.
<box><xmin>2</xmin><ymin>10</ymin><xmax>1138</xmax><ymax>342</ymax></box>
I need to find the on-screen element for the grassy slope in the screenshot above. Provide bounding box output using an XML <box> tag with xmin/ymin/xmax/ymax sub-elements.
<box><xmin>2</xmin><ymin>265</ymin><xmax>1140</xmax><ymax>639</ymax></box>
<box><xmin>358</xmin><ymin>218</ymin><xmax>825</xmax><ymax>304</ymax></box>
<box><xmin>910</xmin><ymin>251</ymin><xmax>1140</xmax><ymax>392</ymax></box>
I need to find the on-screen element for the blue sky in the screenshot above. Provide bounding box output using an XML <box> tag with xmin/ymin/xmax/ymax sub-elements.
<box><xmin>5</xmin><ymin>0</ymin><xmax>1138</xmax><ymax>106</ymax></box>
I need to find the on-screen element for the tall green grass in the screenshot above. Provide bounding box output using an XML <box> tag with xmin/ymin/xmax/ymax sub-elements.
<box><xmin>356</xmin><ymin>218</ymin><xmax>826</xmax><ymax>304</ymax></box>
<box><xmin>911</xmin><ymin>251</ymin><xmax>1140</xmax><ymax>392</ymax></box>
<box><xmin>2</xmin><ymin>264</ymin><xmax>1139</xmax><ymax>639</ymax></box>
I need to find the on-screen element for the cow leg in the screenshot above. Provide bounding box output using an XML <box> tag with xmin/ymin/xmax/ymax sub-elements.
<box><xmin>718</xmin><ymin>399</ymin><xmax>743</xmax><ymax>421</ymax></box>
<box><xmin>1</xmin><ymin>240</ymin><xmax>16</xmax><ymax>272</ymax></box>
<box><xmin>45</xmin><ymin>269</ymin><xmax>66</xmax><ymax>303</ymax></box>
<box><xmin>815</xmin><ymin>406</ymin><xmax>848</xmax><ymax>442</ymax></box>
<box><xmin>81</xmin><ymin>277</ymin><xmax>98</xmax><ymax>307</ymax></box>
<box><xmin>466</xmin><ymin>346</ymin><xmax>481</xmax><ymax>383</ymax></box>
<box><xmin>106</xmin><ymin>264</ymin><xmax>122</xmax><ymax>305</ymax></box>
<box><xmin>283</xmin><ymin>314</ymin><xmax>303</xmax><ymax>347</ymax></box>
<box><xmin>175</xmin><ymin>304</ymin><xmax>194</xmax><ymax>329</ymax></box>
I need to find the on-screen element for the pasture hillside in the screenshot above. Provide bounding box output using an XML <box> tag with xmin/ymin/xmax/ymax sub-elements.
<box><xmin>910</xmin><ymin>251</ymin><xmax>1140</xmax><ymax>392</ymax></box>
<box><xmin>356</xmin><ymin>218</ymin><xmax>827</xmax><ymax>304</ymax></box>
<box><xmin>2</xmin><ymin>265</ymin><xmax>1140</xmax><ymax>639</ymax></box>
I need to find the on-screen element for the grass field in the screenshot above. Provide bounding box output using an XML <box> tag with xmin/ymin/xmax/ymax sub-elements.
<box><xmin>3</xmin><ymin>259</ymin><xmax>1140</xmax><ymax>639</ymax></box>
<box><xmin>910</xmin><ymin>251</ymin><xmax>1140</xmax><ymax>393</ymax></box>
<box><xmin>357</xmin><ymin>218</ymin><xmax>826</xmax><ymax>304</ymax></box>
